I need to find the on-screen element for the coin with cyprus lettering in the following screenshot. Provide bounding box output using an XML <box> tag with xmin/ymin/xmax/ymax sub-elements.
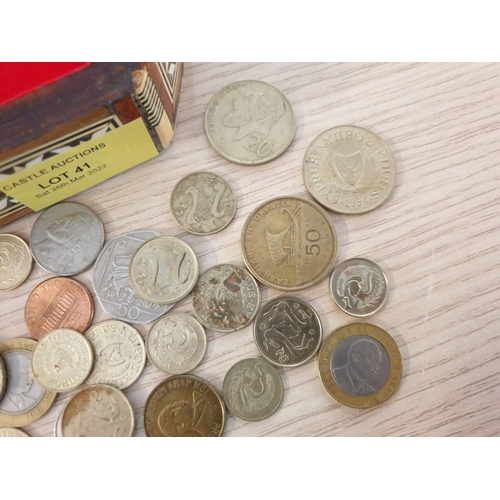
<box><xmin>0</xmin><ymin>234</ymin><xmax>33</xmax><ymax>291</ymax></box>
<box><xmin>0</xmin><ymin>427</ymin><xmax>29</xmax><ymax>437</ymax></box>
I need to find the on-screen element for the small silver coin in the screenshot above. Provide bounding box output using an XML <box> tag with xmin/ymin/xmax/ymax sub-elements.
<box><xmin>222</xmin><ymin>358</ymin><xmax>284</xmax><ymax>421</ymax></box>
<box><xmin>254</xmin><ymin>296</ymin><xmax>322</xmax><ymax>368</ymax></box>
<box><xmin>92</xmin><ymin>230</ymin><xmax>171</xmax><ymax>323</ymax></box>
<box><xmin>330</xmin><ymin>258</ymin><xmax>388</xmax><ymax>317</ymax></box>
<box><xmin>30</xmin><ymin>202</ymin><xmax>104</xmax><ymax>276</ymax></box>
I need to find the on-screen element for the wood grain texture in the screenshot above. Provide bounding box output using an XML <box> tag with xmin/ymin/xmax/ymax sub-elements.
<box><xmin>1</xmin><ymin>62</ymin><xmax>499</xmax><ymax>437</ymax></box>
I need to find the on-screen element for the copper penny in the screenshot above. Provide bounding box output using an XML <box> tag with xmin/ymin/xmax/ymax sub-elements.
<box><xmin>25</xmin><ymin>277</ymin><xmax>94</xmax><ymax>340</ymax></box>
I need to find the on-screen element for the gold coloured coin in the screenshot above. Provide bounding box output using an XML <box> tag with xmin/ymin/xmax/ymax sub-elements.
<box><xmin>318</xmin><ymin>323</ymin><xmax>402</xmax><ymax>408</ymax></box>
<box><xmin>0</xmin><ymin>234</ymin><xmax>33</xmax><ymax>291</ymax></box>
<box><xmin>0</xmin><ymin>427</ymin><xmax>30</xmax><ymax>437</ymax></box>
<box><xmin>241</xmin><ymin>196</ymin><xmax>337</xmax><ymax>291</ymax></box>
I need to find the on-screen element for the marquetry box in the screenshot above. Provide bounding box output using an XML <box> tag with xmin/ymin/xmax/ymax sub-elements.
<box><xmin>0</xmin><ymin>62</ymin><xmax>183</xmax><ymax>226</ymax></box>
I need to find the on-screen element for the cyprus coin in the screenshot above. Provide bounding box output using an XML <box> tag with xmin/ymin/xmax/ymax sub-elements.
<box><xmin>171</xmin><ymin>171</ymin><xmax>237</xmax><ymax>235</ymax></box>
<box><xmin>205</xmin><ymin>80</ymin><xmax>295</xmax><ymax>165</ymax></box>
<box><xmin>192</xmin><ymin>263</ymin><xmax>260</xmax><ymax>332</ymax></box>
<box><xmin>318</xmin><ymin>323</ymin><xmax>402</xmax><ymax>408</ymax></box>
<box><xmin>303</xmin><ymin>125</ymin><xmax>396</xmax><ymax>214</ymax></box>
<box><xmin>85</xmin><ymin>320</ymin><xmax>146</xmax><ymax>390</ymax></box>
<box><xmin>222</xmin><ymin>358</ymin><xmax>284</xmax><ymax>421</ymax></box>
<box><xmin>147</xmin><ymin>313</ymin><xmax>207</xmax><ymax>374</ymax></box>
<box><xmin>61</xmin><ymin>385</ymin><xmax>135</xmax><ymax>437</ymax></box>
<box><xmin>0</xmin><ymin>427</ymin><xmax>29</xmax><ymax>437</ymax></box>
<box><xmin>144</xmin><ymin>375</ymin><xmax>225</xmax><ymax>437</ymax></box>
<box><xmin>0</xmin><ymin>234</ymin><xmax>33</xmax><ymax>291</ymax></box>
<box><xmin>31</xmin><ymin>328</ymin><xmax>94</xmax><ymax>393</ymax></box>
<box><xmin>0</xmin><ymin>355</ymin><xmax>5</xmax><ymax>401</ymax></box>
<box><xmin>330</xmin><ymin>258</ymin><xmax>388</xmax><ymax>317</ymax></box>
<box><xmin>130</xmin><ymin>236</ymin><xmax>198</xmax><ymax>305</ymax></box>
<box><xmin>30</xmin><ymin>201</ymin><xmax>104</xmax><ymax>276</ymax></box>
<box><xmin>242</xmin><ymin>196</ymin><xmax>337</xmax><ymax>291</ymax></box>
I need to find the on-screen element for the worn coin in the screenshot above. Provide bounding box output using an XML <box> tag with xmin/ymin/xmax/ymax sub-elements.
<box><xmin>0</xmin><ymin>338</ymin><xmax>56</xmax><ymax>427</ymax></box>
<box><xmin>0</xmin><ymin>355</ymin><xmax>5</xmax><ymax>401</ymax></box>
<box><xmin>92</xmin><ymin>230</ymin><xmax>171</xmax><ymax>324</ymax></box>
<box><xmin>147</xmin><ymin>313</ymin><xmax>207</xmax><ymax>374</ymax></box>
<box><xmin>192</xmin><ymin>263</ymin><xmax>260</xmax><ymax>332</ymax></box>
<box><xmin>254</xmin><ymin>296</ymin><xmax>322</xmax><ymax>368</ymax></box>
<box><xmin>31</xmin><ymin>328</ymin><xmax>94</xmax><ymax>393</ymax></box>
<box><xmin>205</xmin><ymin>80</ymin><xmax>295</xmax><ymax>166</ymax></box>
<box><xmin>85</xmin><ymin>320</ymin><xmax>146</xmax><ymax>390</ymax></box>
<box><xmin>303</xmin><ymin>125</ymin><xmax>396</xmax><ymax>214</ymax></box>
<box><xmin>0</xmin><ymin>234</ymin><xmax>33</xmax><ymax>291</ymax></box>
<box><xmin>318</xmin><ymin>323</ymin><xmax>402</xmax><ymax>408</ymax></box>
<box><xmin>130</xmin><ymin>236</ymin><xmax>198</xmax><ymax>305</ymax></box>
<box><xmin>0</xmin><ymin>427</ymin><xmax>29</xmax><ymax>437</ymax></box>
<box><xmin>61</xmin><ymin>384</ymin><xmax>135</xmax><ymax>437</ymax></box>
<box><xmin>222</xmin><ymin>358</ymin><xmax>284</xmax><ymax>421</ymax></box>
<box><xmin>30</xmin><ymin>201</ymin><xmax>104</xmax><ymax>276</ymax></box>
<box><xmin>171</xmin><ymin>171</ymin><xmax>237</xmax><ymax>235</ymax></box>
<box><xmin>144</xmin><ymin>374</ymin><xmax>225</xmax><ymax>437</ymax></box>
<box><xmin>242</xmin><ymin>196</ymin><xmax>337</xmax><ymax>291</ymax></box>
<box><xmin>330</xmin><ymin>258</ymin><xmax>388</xmax><ymax>317</ymax></box>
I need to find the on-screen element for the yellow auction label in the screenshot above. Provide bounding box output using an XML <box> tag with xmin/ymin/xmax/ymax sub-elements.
<box><xmin>0</xmin><ymin>119</ymin><xmax>159</xmax><ymax>211</ymax></box>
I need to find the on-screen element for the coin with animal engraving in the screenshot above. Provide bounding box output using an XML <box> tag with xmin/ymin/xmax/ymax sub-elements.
<box><xmin>0</xmin><ymin>234</ymin><xmax>33</xmax><ymax>291</ymax></box>
<box><xmin>30</xmin><ymin>201</ymin><xmax>104</xmax><ymax>276</ymax></box>
<box><xmin>254</xmin><ymin>296</ymin><xmax>322</xmax><ymax>368</ymax></box>
<box><xmin>222</xmin><ymin>358</ymin><xmax>283</xmax><ymax>421</ymax></box>
<box><xmin>242</xmin><ymin>196</ymin><xmax>337</xmax><ymax>291</ymax></box>
<box><xmin>144</xmin><ymin>374</ymin><xmax>225</xmax><ymax>437</ymax></box>
<box><xmin>171</xmin><ymin>171</ymin><xmax>237</xmax><ymax>235</ymax></box>
<box><xmin>330</xmin><ymin>258</ymin><xmax>388</xmax><ymax>317</ymax></box>
<box><xmin>318</xmin><ymin>323</ymin><xmax>402</xmax><ymax>408</ymax></box>
<box><xmin>92</xmin><ymin>230</ymin><xmax>172</xmax><ymax>324</ymax></box>
<box><xmin>0</xmin><ymin>355</ymin><xmax>5</xmax><ymax>401</ymax></box>
<box><xmin>85</xmin><ymin>320</ymin><xmax>146</xmax><ymax>389</ymax></box>
<box><xmin>303</xmin><ymin>125</ymin><xmax>396</xmax><ymax>214</ymax></box>
<box><xmin>147</xmin><ymin>313</ymin><xmax>207</xmax><ymax>375</ymax></box>
<box><xmin>25</xmin><ymin>277</ymin><xmax>94</xmax><ymax>340</ymax></box>
<box><xmin>0</xmin><ymin>427</ymin><xmax>29</xmax><ymax>437</ymax></box>
<box><xmin>31</xmin><ymin>328</ymin><xmax>94</xmax><ymax>393</ymax></box>
<box><xmin>205</xmin><ymin>80</ymin><xmax>295</xmax><ymax>165</ymax></box>
<box><xmin>130</xmin><ymin>236</ymin><xmax>198</xmax><ymax>305</ymax></box>
<box><xmin>0</xmin><ymin>338</ymin><xmax>57</xmax><ymax>427</ymax></box>
<box><xmin>192</xmin><ymin>263</ymin><xmax>260</xmax><ymax>333</ymax></box>
<box><xmin>61</xmin><ymin>384</ymin><xmax>135</xmax><ymax>437</ymax></box>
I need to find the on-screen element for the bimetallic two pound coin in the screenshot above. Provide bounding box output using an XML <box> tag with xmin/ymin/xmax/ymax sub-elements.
<box><xmin>330</xmin><ymin>258</ymin><xmax>388</xmax><ymax>317</ymax></box>
<box><xmin>0</xmin><ymin>427</ymin><xmax>29</xmax><ymax>437</ymax></box>
<box><xmin>205</xmin><ymin>80</ymin><xmax>295</xmax><ymax>166</ymax></box>
<box><xmin>242</xmin><ymin>196</ymin><xmax>337</xmax><ymax>291</ymax></box>
<box><xmin>303</xmin><ymin>126</ymin><xmax>396</xmax><ymax>214</ymax></box>
<box><xmin>318</xmin><ymin>323</ymin><xmax>402</xmax><ymax>408</ymax></box>
<box><xmin>0</xmin><ymin>234</ymin><xmax>33</xmax><ymax>291</ymax></box>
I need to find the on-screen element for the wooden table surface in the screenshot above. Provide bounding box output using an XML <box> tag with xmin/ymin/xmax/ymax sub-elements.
<box><xmin>1</xmin><ymin>62</ymin><xmax>499</xmax><ymax>437</ymax></box>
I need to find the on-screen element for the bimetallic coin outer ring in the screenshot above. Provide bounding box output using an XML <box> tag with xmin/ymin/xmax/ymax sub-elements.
<box><xmin>318</xmin><ymin>323</ymin><xmax>402</xmax><ymax>408</ymax></box>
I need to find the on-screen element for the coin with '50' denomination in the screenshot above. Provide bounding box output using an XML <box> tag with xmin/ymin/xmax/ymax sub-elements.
<box><xmin>318</xmin><ymin>323</ymin><xmax>402</xmax><ymax>408</ymax></box>
<box><xmin>144</xmin><ymin>375</ymin><xmax>225</xmax><ymax>437</ymax></box>
<box><xmin>205</xmin><ymin>80</ymin><xmax>295</xmax><ymax>165</ymax></box>
<box><xmin>0</xmin><ymin>234</ymin><xmax>33</xmax><ymax>291</ymax></box>
<box><xmin>242</xmin><ymin>196</ymin><xmax>337</xmax><ymax>291</ymax></box>
<box><xmin>0</xmin><ymin>427</ymin><xmax>29</xmax><ymax>437</ymax></box>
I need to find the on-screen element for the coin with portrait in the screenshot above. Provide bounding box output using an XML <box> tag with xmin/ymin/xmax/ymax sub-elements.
<box><xmin>0</xmin><ymin>427</ymin><xmax>29</xmax><ymax>437</ymax></box>
<box><xmin>0</xmin><ymin>234</ymin><xmax>33</xmax><ymax>291</ymax></box>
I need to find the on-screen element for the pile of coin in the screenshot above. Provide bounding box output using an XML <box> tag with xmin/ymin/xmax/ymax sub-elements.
<box><xmin>0</xmin><ymin>78</ymin><xmax>402</xmax><ymax>437</ymax></box>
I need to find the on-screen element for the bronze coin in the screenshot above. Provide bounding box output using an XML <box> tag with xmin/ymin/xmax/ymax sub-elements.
<box><xmin>25</xmin><ymin>277</ymin><xmax>94</xmax><ymax>339</ymax></box>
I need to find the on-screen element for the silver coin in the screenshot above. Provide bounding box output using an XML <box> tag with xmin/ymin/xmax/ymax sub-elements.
<box><xmin>92</xmin><ymin>230</ymin><xmax>171</xmax><ymax>323</ymax></box>
<box><xmin>0</xmin><ymin>234</ymin><xmax>33</xmax><ymax>291</ymax></box>
<box><xmin>0</xmin><ymin>355</ymin><xmax>5</xmax><ymax>401</ymax></box>
<box><xmin>330</xmin><ymin>258</ymin><xmax>388</xmax><ymax>317</ymax></box>
<box><xmin>147</xmin><ymin>313</ymin><xmax>207</xmax><ymax>374</ymax></box>
<box><xmin>170</xmin><ymin>171</ymin><xmax>237</xmax><ymax>235</ymax></box>
<box><xmin>205</xmin><ymin>80</ymin><xmax>295</xmax><ymax>166</ymax></box>
<box><xmin>192</xmin><ymin>263</ymin><xmax>260</xmax><ymax>332</ymax></box>
<box><xmin>0</xmin><ymin>427</ymin><xmax>29</xmax><ymax>437</ymax></box>
<box><xmin>54</xmin><ymin>403</ymin><xmax>65</xmax><ymax>437</ymax></box>
<box><xmin>254</xmin><ymin>296</ymin><xmax>322</xmax><ymax>368</ymax></box>
<box><xmin>222</xmin><ymin>358</ymin><xmax>284</xmax><ymax>421</ymax></box>
<box><xmin>30</xmin><ymin>202</ymin><xmax>104</xmax><ymax>276</ymax></box>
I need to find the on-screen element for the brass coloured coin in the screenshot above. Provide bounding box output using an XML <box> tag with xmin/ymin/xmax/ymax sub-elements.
<box><xmin>0</xmin><ymin>234</ymin><xmax>33</xmax><ymax>291</ymax></box>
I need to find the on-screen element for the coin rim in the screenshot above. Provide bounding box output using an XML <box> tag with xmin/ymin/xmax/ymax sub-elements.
<box><xmin>302</xmin><ymin>125</ymin><xmax>397</xmax><ymax>215</ymax></box>
<box><xmin>329</xmin><ymin>257</ymin><xmax>389</xmax><ymax>318</ymax></box>
<box><xmin>0</xmin><ymin>427</ymin><xmax>30</xmax><ymax>437</ymax></box>
<box><xmin>0</xmin><ymin>234</ymin><xmax>33</xmax><ymax>291</ymax></box>
<box><xmin>318</xmin><ymin>322</ymin><xmax>402</xmax><ymax>408</ymax></box>
<box><xmin>253</xmin><ymin>296</ymin><xmax>323</xmax><ymax>367</ymax></box>
<box><xmin>241</xmin><ymin>195</ymin><xmax>338</xmax><ymax>291</ymax></box>
<box><xmin>204</xmin><ymin>79</ymin><xmax>296</xmax><ymax>166</ymax></box>
<box><xmin>0</xmin><ymin>355</ymin><xmax>6</xmax><ymax>401</ymax></box>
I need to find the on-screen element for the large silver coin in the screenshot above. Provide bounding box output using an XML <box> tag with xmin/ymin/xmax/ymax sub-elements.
<box><xmin>0</xmin><ymin>234</ymin><xmax>33</xmax><ymax>291</ymax></box>
<box><xmin>205</xmin><ymin>80</ymin><xmax>296</xmax><ymax>166</ymax></box>
<box><xmin>0</xmin><ymin>355</ymin><xmax>5</xmax><ymax>401</ymax></box>
<box><xmin>170</xmin><ymin>171</ymin><xmax>237</xmax><ymax>235</ymax></box>
<box><xmin>92</xmin><ymin>230</ymin><xmax>171</xmax><ymax>323</ymax></box>
<box><xmin>30</xmin><ymin>202</ymin><xmax>104</xmax><ymax>276</ymax></box>
<box><xmin>254</xmin><ymin>296</ymin><xmax>322</xmax><ymax>368</ymax></box>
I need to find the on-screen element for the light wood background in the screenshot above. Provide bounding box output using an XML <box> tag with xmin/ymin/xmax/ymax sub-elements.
<box><xmin>1</xmin><ymin>62</ymin><xmax>499</xmax><ymax>437</ymax></box>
